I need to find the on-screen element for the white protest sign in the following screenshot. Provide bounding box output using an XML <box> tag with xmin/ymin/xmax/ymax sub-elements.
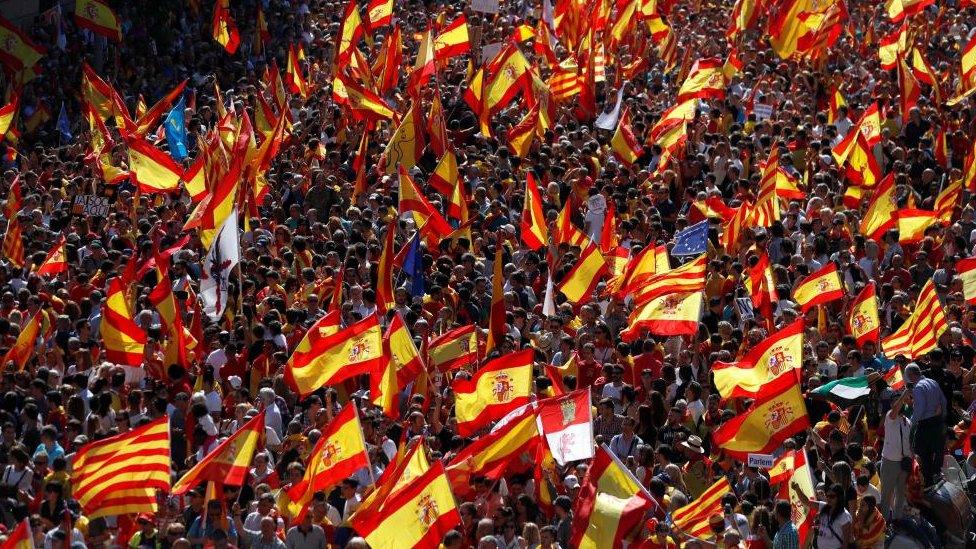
<box><xmin>747</xmin><ymin>453</ymin><xmax>775</xmax><ymax>469</ymax></box>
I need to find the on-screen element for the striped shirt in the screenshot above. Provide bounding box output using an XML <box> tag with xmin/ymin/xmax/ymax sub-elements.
<box><xmin>773</xmin><ymin>522</ymin><xmax>800</xmax><ymax>549</ymax></box>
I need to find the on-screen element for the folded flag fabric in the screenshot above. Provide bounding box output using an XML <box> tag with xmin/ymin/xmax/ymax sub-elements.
<box><xmin>671</xmin><ymin>220</ymin><xmax>709</xmax><ymax>256</ymax></box>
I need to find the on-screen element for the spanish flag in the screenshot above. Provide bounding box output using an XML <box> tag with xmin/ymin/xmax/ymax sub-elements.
<box><xmin>1</xmin><ymin>311</ymin><xmax>41</xmax><ymax>371</ymax></box>
<box><xmin>882</xmin><ymin>279</ymin><xmax>946</xmax><ymax>359</ymax></box>
<box><xmin>433</xmin><ymin>14</ymin><xmax>471</xmax><ymax>60</ymax></box>
<box><xmin>337</xmin><ymin>0</ymin><xmax>365</xmax><ymax>62</ymax></box>
<box><xmin>286</xmin><ymin>43</ymin><xmax>308</xmax><ymax>98</ymax></box>
<box><xmin>620</xmin><ymin>291</ymin><xmax>703</xmax><ymax>341</ymax></box>
<box><xmin>570</xmin><ymin>446</ymin><xmax>658</xmax><ymax>548</ymax></box>
<box><xmin>676</xmin><ymin>58</ymin><xmax>726</xmax><ymax>103</ymax></box>
<box><xmin>408</xmin><ymin>27</ymin><xmax>436</xmax><ymax>96</ymax></box>
<box><xmin>366</xmin><ymin>0</ymin><xmax>393</xmax><ymax>28</ymax></box>
<box><xmin>82</xmin><ymin>63</ymin><xmax>117</xmax><ymax>124</ymax></box>
<box><xmin>355</xmin><ymin>461</ymin><xmax>461</xmax><ymax>549</ymax></box>
<box><xmin>398</xmin><ymin>166</ymin><xmax>452</xmax><ymax>238</ymax></box>
<box><xmin>429</xmin><ymin>324</ymin><xmax>478</xmax><ymax>372</ymax></box>
<box><xmin>126</xmin><ymin>135</ymin><xmax>184</xmax><ymax>193</ymax></box>
<box><xmin>337</xmin><ymin>73</ymin><xmax>395</xmax><ymax>122</ymax></box>
<box><xmin>558</xmin><ymin>241</ymin><xmax>608</xmax><ymax>304</ymax></box>
<box><xmin>453</xmin><ymin>348</ymin><xmax>534</xmax><ymax>436</ymax></box>
<box><xmin>72</xmin><ymin>416</ymin><xmax>171</xmax><ymax>517</ymax></box>
<box><xmin>375</xmin><ymin>221</ymin><xmax>396</xmax><ymax>313</ymax></box>
<box><xmin>768</xmin><ymin>450</ymin><xmax>817</xmax><ymax>545</ymax></box>
<box><xmin>1</xmin><ymin>518</ymin><xmax>33</xmax><ymax>549</ymax></box>
<box><xmin>0</xmin><ymin>94</ymin><xmax>17</xmax><ymax>139</ymax></box>
<box><xmin>671</xmin><ymin>477</ymin><xmax>731</xmax><ymax>539</ymax></box>
<box><xmin>846</xmin><ymin>282</ymin><xmax>880</xmax><ymax>345</ymax></box>
<box><xmin>792</xmin><ymin>262</ymin><xmax>844</xmax><ymax>312</ymax></box>
<box><xmin>428</xmin><ymin>151</ymin><xmax>458</xmax><ymax>196</ymax></box>
<box><xmin>35</xmin><ymin>235</ymin><xmax>68</xmax><ymax>276</ymax></box>
<box><xmin>172</xmin><ymin>411</ymin><xmax>264</xmax><ymax>494</ymax></box>
<box><xmin>507</xmin><ymin>104</ymin><xmax>539</xmax><ymax>157</ymax></box>
<box><xmin>386</xmin><ymin>312</ymin><xmax>424</xmax><ymax>382</ymax></box>
<box><xmin>353</xmin><ymin>440</ymin><xmax>430</xmax><ymax>521</ymax></box>
<box><xmin>485</xmin><ymin>239</ymin><xmax>507</xmax><ymax>354</ymax></box>
<box><xmin>75</xmin><ymin>0</ymin><xmax>123</xmax><ymax>42</ymax></box>
<box><xmin>521</xmin><ymin>172</ymin><xmax>548</xmax><ymax>250</ymax></box>
<box><xmin>832</xmin><ymin>102</ymin><xmax>882</xmax><ymax>165</ymax></box>
<box><xmin>885</xmin><ymin>0</ymin><xmax>933</xmax><ymax>22</ymax></box>
<box><xmin>959</xmin><ymin>257</ymin><xmax>976</xmax><ymax>305</ymax></box>
<box><xmin>282</xmin><ymin>403</ymin><xmax>369</xmax><ymax>519</ymax></box>
<box><xmin>384</xmin><ymin>102</ymin><xmax>425</xmax><ymax>174</ymax></box>
<box><xmin>713</xmin><ymin>320</ymin><xmax>804</xmax><ymax>399</ymax></box>
<box><xmin>285</xmin><ymin>314</ymin><xmax>385</xmax><ymax>397</ymax></box>
<box><xmin>896</xmin><ymin>208</ymin><xmax>938</xmax><ymax>245</ymax></box>
<box><xmin>0</xmin><ymin>16</ymin><xmax>45</xmax><ymax>73</ymax></box>
<box><xmin>446</xmin><ymin>406</ymin><xmax>540</xmax><ymax>494</ymax></box>
<box><xmin>427</xmin><ymin>91</ymin><xmax>448</xmax><ymax>157</ymax></box>
<box><xmin>611</xmin><ymin>106</ymin><xmax>642</xmax><ymax>166</ymax></box>
<box><xmin>484</xmin><ymin>45</ymin><xmax>532</xmax><ymax>114</ymax></box>
<box><xmin>1</xmin><ymin>215</ymin><xmax>24</xmax><ymax>268</ymax></box>
<box><xmin>182</xmin><ymin>156</ymin><xmax>207</xmax><ymax>203</ymax></box>
<box><xmin>712</xmin><ymin>372</ymin><xmax>810</xmax><ymax>460</ymax></box>
<box><xmin>101</xmin><ymin>277</ymin><xmax>147</xmax><ymax>367</ymax></box>
<box><xmin>963</xmin><ymin>34</ymin><xmax>976</xmax><ymax>84</ymax></box>
<box><xmin>767</xmin><ymin>0</ymin><xmax>812</xmax><ymax>59</ymax></box>
<box><xmin>148</xmin><ymin>253</ymin><xmax>195</xmax><ymax>369</ymax></box>
<box><xmin>858</xmin><ymin>173</ymin><xmax>897</xmax><ymax>240</ymax></box>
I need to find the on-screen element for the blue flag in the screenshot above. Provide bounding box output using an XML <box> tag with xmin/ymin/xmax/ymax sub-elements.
<box><xmin>402</xmin><ymin>233</ymin><xmax>425</xmax><ymax>298</ymax></box>
<box><xmin>165</xmin><ymin>95</ymin><xmax>188</xmax><ymax>161</ymax></box>
<box><xmin>672</xmin><ymin>220</ymin><xmax>708</xmax><ymax>256</ymax></box>
<box><xmin>56</xmin><ymin>102</ymin><xmax>72</xmax><ymax>142</ymax></box>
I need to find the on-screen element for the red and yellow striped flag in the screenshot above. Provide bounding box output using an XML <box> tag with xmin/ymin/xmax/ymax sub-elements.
<box><xmin>630</xmin><ymin>254</ymin><xmax>707</xmax><ymax>305</ymax></box>
<box><xmin>35</xmin><ymin>235</ymin><xmax>68</xmax><ymax>276</ymax></box>
<box><xmin>375</xmin><ymin>221</ymin><xmax>396</xmax><ymax>314</ymax></box>
<box><xmin>570</xmin><ymin>445</ymin><xmax>658</xmax><ymax>548</ymax></box>
<box><xmin>172</xmin><ymin>411</ymin><xmax>264</xmax><ymax>494</ymax></box>
<box><xmin>428</xmin><ymin>324</ymin><xmax>477</xmax><ymax>371</ymax></box>
<box><xmin>963</xmin><ymin>34</ymin><xmax>976</xmax><ymax>87</ymax></box>
<box><xmin>1</xmin><ymin>311</ymin><xmax>42</xmax><ymax>371</ymax></box>
<box><xmin>485</xmin><ymin>240</ymin><xmax>507</xmax><ymax>354</ymax></box>
<box><xmin>75</xmin><ymin>0</ymin><xmax>122</xmax><ymax>42</ymax></box>
<box><xmin>882</xmin><ymin>279</ymin><xmax>946</xmax><ymax>359</ymax></box>
<box><xmin>0</xmin><ymin>518</ymin><xmax>33</xmax><ymax>549</ymax></box>
<box><xmin>671</xmin><ymin>477</ymin><xmax>731</xmax><ymax>539</ymax></box>
<box><xmin>2</xmin><ymin>215</ymin><xmax>24</xmax><ymax>268</ymax></box>
<box><xmin>72</xmin><ymin>416</ymin><xmax>170</xmax><ymax>517</ymax></box>
<box><xmin>102</xmin><ymin>276</ymin><xmax>148</xmax><ymax>366</ymax></box>
<box><xmin>126</xmin><ymin>135</ymin><xmax>184</xmax><ymax>193</ymax></box>
<box><xmin>558</xmin><ymin>241</ymin><xmax>608</xmax><ymax>304</ymax></box>
<box><xmin>446</xmin><ymin>406</ymin><xmax>540</xmax><ymax>493</ymax></box>
<box><xmin>896</xmin><ymin>208</ymin><xmax>938</xmax><ymax>245</ymax></box>
<box><xmin>0</xmin><ymin>93</ymin><xmax>17</xmax><ymax>139</ymax></box>
<box><xmin>621</xmin><ymin>291</ymin><xmax>703</xmax><ymax>341</ymax></box>
<box><xmin>611</xmin><ymin>106</ymin><xmax>642</xmax><ymax>166</ymax></box>
<box><xmin>712</xmin><ymin>373</ymin><xmax>809</xmax><ymax>460</ymax></box>
<box><xmin>846</xmin><ymin>281</ymin><xmax>880</xmax><ymax>346</ymax></box>
<box><xmin>428</xmin><ymin>151</ymin><xmax>458</xmax><ymax>196</ymax></box>
<box><xmin>286</xmin><ymin>43</ymin><xmax>308</xmax><ymax>98</ymax></box>
<box><xmin>713</xmin><ymin>320</ymin><xmax>804</xmax><ymax>399</ymax></box>
<box><xmin>676</xmin><ymin>58</ymin><xmax>726</xmax><ymax>103</ymax></box>
<box><xmin>433</xmin><ymin>14</ymin><xmax>470</xmax><ymax>60</ymax></box>
<box><xmin>337</xmin><ymin>0</ymin><xmax>365</xmax><ymax>62</ymax></box>
<box><xmin>0</xmin><ymin>16</ymin><xmax>45</xmax><ymax>73</ymax></box>
<box><xmin>284</xmin><ymin>314</ymin><xmax>385</xmax><ymax>397</ymax></box>
<box><xmin>366</xmin><ymin>0</ymin><xmax>393</xmax><ymax>28</ymax></box>
<box><xmin>507</xmin><ymin>103</ymin><xmax>539</xmax><ymax>158</ymax></box>
<box><xmin>453</xmin><ymin>348</ymin><xmax>534</xmax><ymax>436</ymax></box>
<box><xmin>521</xmin><ymin>172</ymin><xmax>548</xmax><ymax>250</ymax></box>
<box><xmin>353</xmin><ymin>440</ymin><xmax>430</xmax><ymax>521</ymax></box>
<box><xmin>792</xmin><ymin>262</ymin><xmax>844</xmax><ymax>312</ymax></box>
<box><xmin>859</xmin><ymin>173</ymin><xmax>898</xmax><ymax>239</ymax></box>
<box><xmin>398</xmin><ymin>165</ymin><xmax>452</xmax><ymax>239</ymax></box>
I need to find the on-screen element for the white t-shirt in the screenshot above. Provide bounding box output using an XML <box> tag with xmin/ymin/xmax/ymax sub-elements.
<box><xmin>881</xmin><ymin>413</ymin><xmax>911</xmax><ymax>461</ymax></box>
<box><xmin>815</xmin><ymin>508</ymin><xmax>852</xmax><ymax>549</ymax></box>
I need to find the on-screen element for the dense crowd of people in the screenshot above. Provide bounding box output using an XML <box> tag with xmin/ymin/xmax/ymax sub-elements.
<box><xmin>1</xmin><ymin>0</ymin><xmax>976</xmax><ymax>547</ymax></box>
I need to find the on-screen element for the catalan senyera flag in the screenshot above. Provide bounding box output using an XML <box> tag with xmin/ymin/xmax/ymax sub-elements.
<box><xmin>355</xmin><ymin>461</ymin><xmax>461</xmax><ymax>549</ymax></box>
<box><xmin>428</xmin><ymin>324</ymin><xmax>478</xmax><ymax>371</ymax></box>
<box><xmin>1</xmin><ymin>311</ymin><xmax>42</xmax><ymax>371</ymax></box>
<box><xmin>171</xmin><ymin>411</ymin><xmax>264</xmax><ymax>494</ymax></box>
<box><xmin>611</xmin><ymin>106</ymin><xmax>642</xmax><ymax>166</ymax></box>
<box><xmin>676</xmin><ymin>58</ymin><xmax>726</xmax><ymax>103</ymax></box>
<box><xmin>792</xmin><ymin>262</ymin><xmax>844</xmax><ymax>312</ymax></box>
<box><xmin>0</xmin><ymin>94</ymin><xmax>18</xmax><ymax>139</ymax></box>
<box><xmin>283</xmin><ymin>403</ymin><xmax>369</xmax><ymax>519</ymax></box>
<box><xmin>101</xmin><ymin>277</ymin><xmax>147</xmax><ymax>367</ymax></box>
<box><xmin>434</xmin><ymin>14</ymin><xmax>470</xmax><ymax>60</ymax></box>
<box><xmin>558</xmin><ymin>242</ymin><xmax>608</xmax><ymax>304</ymax></box>
<box><xmin>712</xmin><ymin>373</ymin><xmax>809</xmax><ymax>460</ymax></box>
<box><xmin>958</xmin><ymin>257</ymin><xmax>976</xmax><ymax>305</ymax></box>
<box><xmin>963</xmin><ymin>34</ymin><xmax>976</xmax><ymax>84</ymax></box>
<box><xmin>0</xmin><ymin>17</ymin><xmax>45</xmax><ymax>73</ymax></box>
<box><xmin>570</xmin><ymin>446</ymin><xmax>657</xmax><ymax>548</ymax></box>
<box><xmin>35</xmin><ymin>235</ymin><xmax>68</xmax><ymax>276</ymax></box>
<box><xmin>859</xmin><ymin>173</ymin><xmax>897</xmax><ymax>240</ymax></box>
<box><xmin>507</xmin><ymin>103</ymin><xmax>539</xmax><ymax>158</ymax></box>
<box><xmin>896</xmin><ymin>209</ymin><xmax>938</xmax><ymax>245</ymax></box>
<box><xmin>885</xmin><ymin>0</ymin><xmax>934</xmax><ymax>21</ymax></box>
<box><xmin>671</xmin><ymin>477</ymin><xmax>731</xmax><ymax>539</ymax></box>
<box><xmin>72</xmin><ymin>416</ymin><xmax>170</xmax><ymax>517</ymax></box>
<box><xmin>446</xmin><ymin>406</ymin><xmax>540</xmax><ymax>494</ymax></box>
<box><xmin>75</xmin><ymin>0</ymin><xmax>122</xmax><ymax>42</ymax></box>
<box><xmin>935</xmin><ymin>178</ymin><xmax>962</xmax><ymax>224</ymax></box>
<box><xmin>713</xmin><ymin>320</ymin><xmax>804</xmax><ymax>399</ymax></box>
<box><xmin>521</xmin><ymin>172</ymin><xmax>548</xmax><ymax>250</ymax></box>
<box><xmin>882</xmin><ymin>279</ymin><xmax>947</xmax><ymax>359</ymax></box>
<box><xmin>720</xmin><ymin>201</ymin><xmax>752</xmax><ymax>253</ymax></box>
<box><xmin>727</xmin><ymin>0</ymin><xmax>760</xmax><ymax>40</ymax></box>
<box><xmin>367</xmin><ymin>0</ymin><xmax>393</xmax><ymax>28</ymax></box>
<box><xmin>285</xmin><ymin>314</ymin><xmax>385</xmax><ymax>397</ymax></box>
<box><xmin>453</xmin><ymin>348</ymin><xmax>534</xmax><ymax>436</ymax></box>
<box><xmin>384</xmin><ymin>102</ymin><xmax>425</xmax><ymax>174</ymax></box>
<box><xmin>126</xmin><ymin>135</ymin><xmax>184</xmax><ymax>193</ymax></box>
<box><xmin>629</xmin><ymin>254</ymin><xmax>706</xmax><ymax>305</ymax></box>
<box><xmin>2</xmin><ymin>215</ymin><xmax>25</xmax><ymax>268</ymax></box>
<box><xmin>846</xmin><ymin>281</ymin><xmax>880</xmax><ymax>345</ymax></box>
<box><xmin>1</xmin><ymin>518</ymin><xmax>33</xmax><ymax>549</ymax></box>
<box><xmin>620</xmin><ymin>291</ymin><xmax>703</xmax><ymax>342</ymax></box>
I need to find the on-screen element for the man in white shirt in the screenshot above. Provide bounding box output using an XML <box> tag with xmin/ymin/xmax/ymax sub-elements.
<box><xmin>879</xmin><ymin>390</ymin><xmax>911</xmax><ymax>520</ymax></box>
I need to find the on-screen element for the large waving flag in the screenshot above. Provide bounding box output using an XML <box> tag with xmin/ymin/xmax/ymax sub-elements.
<box><xmin>101</xmin><ymin>277</ymin><xmax>147</xmax><ymax>367</ymax></box>
<box><xmin>713</xmin><ymin>320</ymin><xmax>804</xmax><ymax>399</ymax></box>
<box><xmin>171</xmin><ymin>411</ymin><xmax>264</xmax><ymax>494</ymax></box>
<box><xmin>1</xmin><ymin>311</ymin><xmax>42</xmax><ymax>371</ymax></box>
<box><xmin>629</xmin><ymin>253</ymin><xmax>706</xmax><ymax>305</ymax></box>
<box><xmin>676</xmin><ymin>58</ymin><xmax>726</xmax><ymax>103</ymax></box>
<box><xmin>539</xmin><ymin>390</ymin><xmax>594</xmax><ymax>465</ymax></box>
<box><xmin>199</xmin><ymin>206</ymin><xmax>239</xmax><ymax>321</ymax></box>
<box><xmin>75</xmin><ymin>0</ymin><xmax>123</xmax><ymax>42</ymax></box>
<box><xmin>776</xmin><ymin>450</ymin><xmax>817</xmax><ymax>546</ymax></box>
<box><xmin>35</xmin><ymin>236</ymin><xmax>68</xmax><ymax>276</ymax></box>
<box><xmin>712</xmin><ymin>373</ymin><xmax>809</xmax><ymax>460</ymax></box>
<box><xmin>72</xmin><ymin>417</ymin><xmax>171</xmax><ymax>517</ymax></box>
<box><xmin>557</xmin><ymin>241</ymin><xmax>608</xmax><ymax>304</ymax></box>
<box><xmin>433</xmin><ymin>14</ymin><xmax>471</xmax><ymax>60</ymax></box>
<box><xmin>792</xmin><ymin>262</ymin><xmax>844</xmax><ymax>312</ymax></box>
<box><xmin>282</xmin><ymin>403</ymin><xmax>369</xmax><ymax>519</ymax></box>
<box><xmin>353</xmin><ymin>440</ymin><xmax>430</xmax><ymax>521</ymax></box>
<box><xmin>285</xmin><ymin>314</ymin><xmax>385</xmax><ymax>396</ymax></box>
<box><xmin>384</xmin><ymin>102</ymin><xmax>425</xmax><ymax>174</ymax></box>
<box><xmin>355</xmin><ymin>461</ymin><xmax>461</xmax><ymax>549</ymax></box>
<box><xmin>453</xmin><ymin>349</ymin><xmax>534</xmax><ymax>436</ymax></box>
<box><xmin>846</xmin><ymin>282</ymin><xmax>880</xmax><ymax>345</ymax></box>
<box><xmin>211</xmin><ymin>0</ymin><xmax>241</xmax><ymax>54</ymax></box>
<box><xmin>671</xmin><ymin>477</ymin><xmax>732</xmax><ymax>539</ymax></box>
<box><xmin>126</xmin><ymin>135</ymin><xmax>185</xmax><ymax>193</ymax></box>
<box><xmin>881</xmin><ymin>279</ymin><xmax>946</xmax><ymax>359</ymax></box>
<box><xmin>896</xmin><ymin>209</ymin><xmax>938</xmax><ymax>245</ymax></box>
<box><xmin>859</xmin><ymin>173</ymin><xmax>897</xmax><ymax>240</ymax></box>
<box><xmin>0</xmin><ymin>16</ymin><xmax>45</xmax><ymax>73</ymax></box>
<box><xmin>621</xmin><ymin>291</ymin><xmax>703</xmax><ymax>341</ymax></box>
<box><xmin>446</xmin><ymin>406</ymin><xmax>540</xmax><ymax>494</ymax></box>
<box><xmin>337</xmin><ymin>0</ymin><xmax>365</xmax><ymax>63</ymax></box>
<box><xmin>148</xmin><ymin>252</ymin><xmax>195</xmax><ymax>369</ymax></box>
<box><xmin>428</xmin><ymin>325</ymin><xmax>477</xmax><ymax>372</ymax></box>
<box><xmin>570</xmin><ymin>445</ymin><xmax>658</xmax><ymax>548</ymax></box>
<box><xmin>398</xmin><ymin>166</ymin><xmax>451</xmax><ymax>239</ymax></box>
<box><xmin>367</xmin><ymin>0</ymin><xmax>393</xmax><ymax>28</ymax></box>
<box><xmin>428</xmin><ymin>151</ymin><xmax>458</xmax><ymax>196</ymax></box>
